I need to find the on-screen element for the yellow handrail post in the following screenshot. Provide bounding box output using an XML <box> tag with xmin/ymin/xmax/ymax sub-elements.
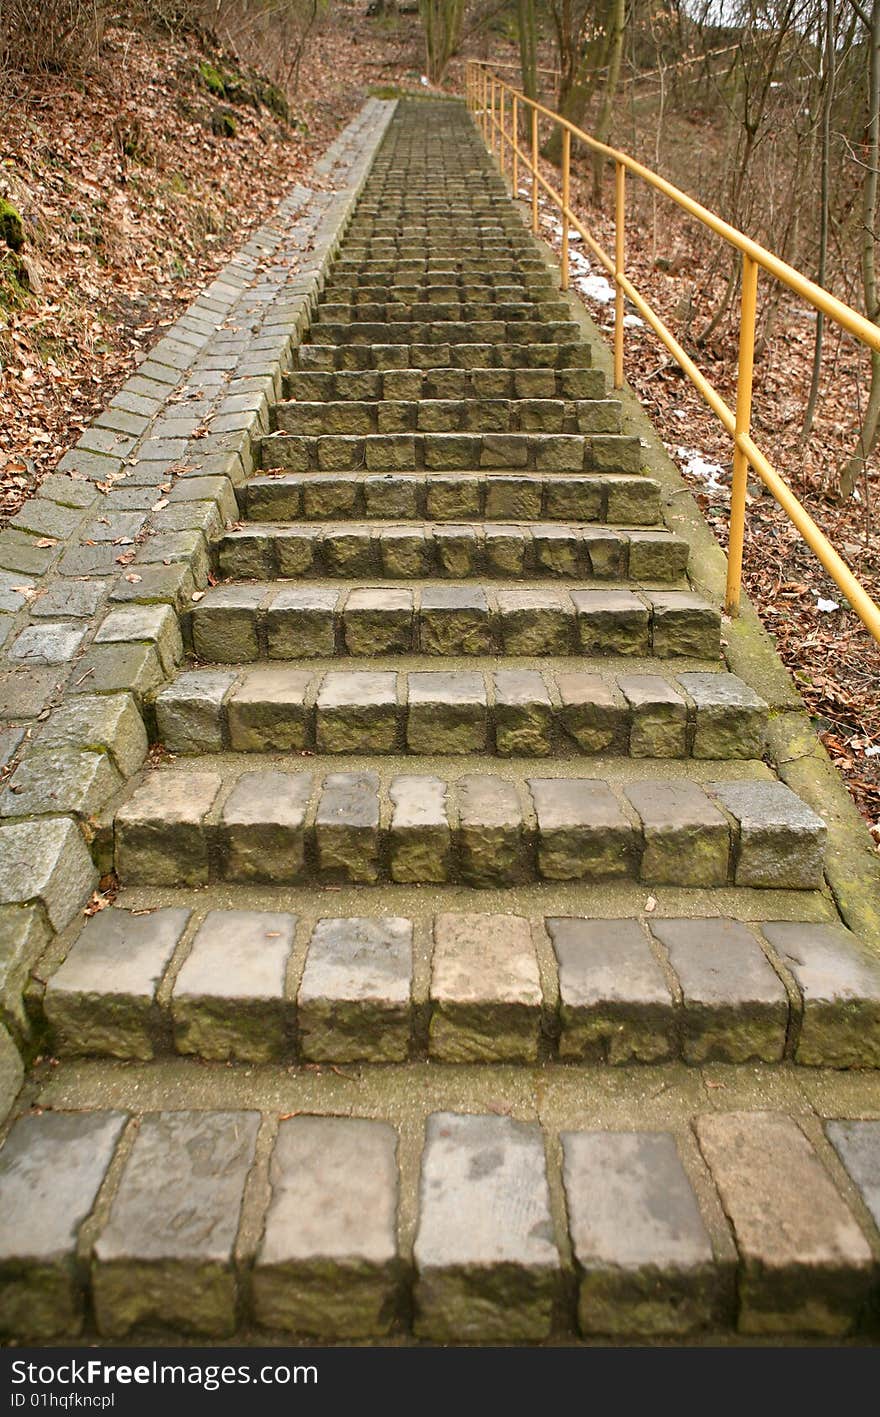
<box><xmin>500</xmin><ymin>88</ymin><xmax>507</xmax><ymax>184</ymax></box>
<box><xmin>531</xmin><ymin>106</ymin><xmax>539</xmax><ymax>233</ymax></box>
<box><xmin>726</xmin><ymin>252</ymin><xmax>759</xmax><ymax>618</ymax></box>
<box><xmin>614</xmin><ymin>160</ymin><xmax>626</xmax><ymax>389</ymax></box>
<box><xmin>512</xmin><ymin>94</ymin><xmax>519</xmax><ymax>194</ymax></box>
<box><xmin>483</xmin><ymin>69</ymin><xmax>489</xmax><ymax>143</ymax></box>
<box><xmin>561</xmin><ymin>126</ymin><xmax>571</xmax><ymax>291</ymax></box>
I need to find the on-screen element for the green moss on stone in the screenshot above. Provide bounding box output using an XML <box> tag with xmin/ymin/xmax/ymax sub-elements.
<box><xmin>0</xmin><ymin>200</ymin><xmax>24</xmax><ymax>253</ymax></box>
<box><xmin>198</xmin><ymin>61</ymin><xmax>226</xmax><ymax>97</ymax></box>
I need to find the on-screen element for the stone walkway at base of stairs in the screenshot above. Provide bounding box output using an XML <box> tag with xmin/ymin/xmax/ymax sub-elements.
<box><xmin>2</xmin><ymin>98</ymin><xmax>880</xmax><ymax>1346</ymax></box>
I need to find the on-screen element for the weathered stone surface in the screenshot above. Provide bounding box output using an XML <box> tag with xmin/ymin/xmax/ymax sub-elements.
<box><xmin>562</xmin><ymin>1130</ymin><xmax>727</xmax><ymax>1335</ymax></box>
<box><xmin>0</xmin><ymin>1110</ymin><xmax>126</xmax><ymax>1339</ymax></box>
<box><xmin>155</xmin><ymin>671</ymin><xmax>237</xmax><ymax>753</ymax></box>
<box><xmin>429</xmin><ymin>913</ymin><xmax>542</xmax><ymax>1061</ymax></box>
<box><xmin>625</xmin><ymin>781</ymin><xmax>729</xmax><ymax>887</ymax></box>
<box><xmin>253</xmin><ymin>1117</ymin><xmax>401</xmax><ymax>1337</ymax></box>
<box><xmin>414</xmin><ymin>1112</ymin><xmax>560</xmax><ymax>1341</ymax></box>
<box><xmin>316</xmin><ymin>670</ymin><xmax>397</xmax><ymax>753</ymax></box>
<box><xmin>298</xmin><ymin>916</ymin><xmax>412</xmax><ymax>1061</ymax></box>
<box><xmin>37</xmin><ymin>693</ymin><xmax>148</xmax><ymax>777</ymax></box>
<box><xmin>695</xmin><ymin>1112</ymin><xmax>873</xmax><ymax>1335</ymax></box>
<box><xmin>0</xmin><ymin>1021</ymin><xmax>23</xmax><ymax>1123</ymax></box>
<box><xmin>407</xmin><ymin>671</ymin><xmax>486</xmax><ymax>753</ymax></box>
<box><xmin>652</xmin><ymin>918</ymin><xmax>787</xmax><ymax>1064</ymax></box>
<box><xmin>529</xmin><ymin>777</ymin><xmax>636</xmax><ymax>880</ymax></box>
<box><xmin>494</xmin><ymin>669</ymin><xmax>553</xmax><ymax>755</ymax></box>
<box><xmin>548</xmin><ymin>917</ymin><xmax>674</xmax><ymax>1063</ymax></box>
<box><xmin>92</xmin><ymin>1110</ymin><xmax>260</xmax><ymax>1337</ymax></box>
<box><xmin>192</xmin><ymin>584</ymin><xmax>264</xmax><ymax>661</ymax></box>
<box><xmin>389</xmin><ymin>775</ymin><xmax>450</xmax><ymax>882</ymax></box>
<box><xmin>556</xmin><ymin>672</ymin><xmax>626</xmax><ymax>754</ymax></box>
<box><xmin>94</xmin><ymin>603</ymin><xmax>182</xmax><ymax>674</ymax></box>
<box><xmin>221</xmin><ymin>770</ymin><xmax>312</xmax><ymax>882</ymax></box>
<box><xmin>0</xmin><ymin>903</ymin><xmax>51</xmax><ymax>1040</ymax></box>
<box><xmin>9</xmin><ymin>622</ymin><xmax>86</xmax><ymax>665</ymax></box>
<box><xmin>762</xmin><ymin>921</ymin><xmax>880</xmax><ymax>1067</ymax></box>
<box><xmin>0</xmin><ymin>746</ymin><xmax>123</xmax><ymax>820</ymax></box>
<box><xmin>227</xmin><ymin>666</ymin><xmax>312</xmax><ymax>751</ymax></box>
<box><xmin>115</xmin><ymin>771</ymin><xmax>221</xmax><ymax>885</ymax></box>
<box><xmin>649</xmin><ymin>591</ymin><xmax>720</xmax><ymax>659</ymax></box>
<box><xmin>571</xmin><ymin>590</ymin><xmax>648</xmax><ymax>656</ymax></box>
<box><xmin>344</xmin><ymin>586</ymin><xmax>413</xmax><ymax>654</ymax></box>
<box><xmin>457</xmin><ymin>773</ymin><xmax>524</xmax><ymax>884</ymax></box>
<box><xmin>0</xmin><ymin>816</ymin><xmax>97</xmax><ymax>930</ymax></box>
<box><xmin>711</xmin><ymin>781</ymin><xmax>826</xmax><ymax>889</ymax></box>
<box><xmin>45</xmin><ymin>906</ymin><xmax>189</xmax><ymax>1059</ymax></box>
<box><xmin>826</xmin><ymin>1120</ymin><xmax>880</xmax><ymax>1229</ymax></box>
<box><xmin>677</xmin><ymin>672</ymin><xmax>767</xmax><ymax>759</ymax></box>
<box><xmin>420</xmin><ymin>586</ymin><xmax>490</xmax><ymax>655</ymax></box>
<box><xmin>172</xmin><ymin>910</ymin><xmax>295</xmax><ymax>1062</ymax></box>
<box><xmin>315</xmin><ymin>771</ymin><xmax>380</xmax><ymax>882</ymax></box>
<box><xmin>619</xmin><ymin>675</ymin><xmax>687</xmax><ymax>758</ymax></box>
<box><xmin>267</xmin><ymin>586</ymin><xmax>337</xmax><ymax>658</ymax></box>
<box><xmin>497</xmin><ymin>589</ymin><xmax>571</xmax><ymax>654</ymax></box>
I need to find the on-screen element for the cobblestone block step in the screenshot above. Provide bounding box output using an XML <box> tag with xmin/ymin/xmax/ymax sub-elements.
<box><xmin>243</xmin><ymin>471</ymin><xmax>661</xmax><ymax>525</ymax></box>
<box><xmin>309</xmin><ymin>320</ymin><xmax>583</xmax><ymax>346</ymax></box>
<box><xmin>327</xmin><ymin>273</ymin><xmax>558</xmax><ymax>299</ymax></box>
<box><xmin>154</xmin><ymin>665</ymin><xmax>766</xmax><ymax>759</ymax></box>
<box><xmin>37</xmin><ymin>908</ymin><xmax>880</xmax><ymax>1068</ymax></box>
<box><xmin>1</xmin><ymin>1104</ymin><xmax>876</xmax><ymax>1340</ymax></box>
<box><xmin>217</xmin><ymin>522</ymin><xmax>687</xmax><ymax>583</ymax></box>
<box><xmin>283</xmin><ymin>366</ymin><xmax>605</xmax><ymax>403</ymax></box>
<box><xmin>111</xmin><ymin>765</ymin><xmax>825</xmax><ymax>889</ymax></box>
<box><xmin>290</xmin><ymin>341</ymin><xmax>591</xmax><ymax>371</ymax></box>
<box><xmin>314</xmin><ymin>300</ymin><xmax>574</xmax><ymax>324</ymax></box>
<box><xmin>273</xmin><ymin>396</ymin><xmax>621</xmax><ymax>436</ymax></box>
<box><xmin>185</xmin><ymin>583</ymin><xmax>721</xmax><ymax>661</ymax></box>
<box><xmin>259</xmin><ymin>431</ymin><xmax>642</xmax><ymax>473</ymax></box>
<box><xmin>332</xmin><ymin>256</ymin><xmax>551</xmax><ymax>279</ymax></box>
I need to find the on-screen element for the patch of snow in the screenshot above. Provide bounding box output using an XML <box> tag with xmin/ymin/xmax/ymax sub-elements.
<box><xmin>673</xmin><ymin>409</ymin><xmax>687</xmax><ymax>420</ymax></box>
<box><xmin>623</xmin><ymin>314</ymin><xmax>644</xmax><ymax>328</ymax></box>
<box><xmin>816</xmin><ymin>597</ymin><xmax>839</xmax><ymax>613</ymax></box>
<box><xmin>576</xmin><ymin>273</ymin><xmax>615</xmax><ymax>304</ymax></box>
<box><xmin>865</xmin><ymin>745</ymin><xmax>880</xmax><ymax>758</ymax></box>
<box><xmin>673</xmin><ymin>445</ymin><xmax>728</xmax><ymax>494</ymax></box>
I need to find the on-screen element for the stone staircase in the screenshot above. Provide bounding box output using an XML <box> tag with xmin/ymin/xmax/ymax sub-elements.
<box><xmin>3</xmin><ymin>98</ymin><xmax>880</xmax><ymax>1345</ymax></box>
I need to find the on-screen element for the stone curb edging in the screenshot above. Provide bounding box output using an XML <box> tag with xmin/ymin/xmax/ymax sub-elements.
<box><xmin>512</xmin><ymin>173</ymin><xmax>880</xmax><ymax>958</ymax></box>
<box><xmin>0</xmin><ymin>98</ymin><xmax>398</xmax><ymax>1118</ymax></box>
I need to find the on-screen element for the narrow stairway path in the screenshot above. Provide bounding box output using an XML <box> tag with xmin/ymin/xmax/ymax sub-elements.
<box><xmin>2</xmin><ymin>98</ymin><xmax>880</xmax><ymax>1346</ymax></box>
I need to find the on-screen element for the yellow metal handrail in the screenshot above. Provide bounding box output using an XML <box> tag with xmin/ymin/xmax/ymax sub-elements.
<box><xmin>464</xmin><ymin>60</ymin><xmax>880</xmax><ymax>645</ymax></box>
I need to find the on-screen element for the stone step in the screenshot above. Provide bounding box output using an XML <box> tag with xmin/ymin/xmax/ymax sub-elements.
<box><xmin>327</xmin><ymin>273</ymin><xmax>557</xmax><ymax>296</ymax></box>
<box><xmin>216</xmin><ymin>521</ymin><xmax>687</xmax><ymax>583</ymax></box>
<box><xmin>332</xmin><ymin>256</ymin><xmax>550</xmax><ymax>277</ymax></box>
<box><xmin>2</xmin><ymin>1101</ymin><xmax>876</xmax><ymax>1339</ymax></box>
<box><xmin>154</xmin><ymin>664</ymin><xmax>766</xmax><ymax>759</ymax></box>
<box><xmin>243</xmin><ymin>471</ymin><xmax>661</xmax><ymax>525</ymax></box>
<box><xmin>314</xmin><ymin>300</ymin><xmax>574</xmax><ymax>323</ymax></box>
<box><xmin>291</xmin><ymin>341</ymin><xmax>591</xmax><ymax>372</ymax></box>
<box><xmin>259</xmin><ymin>431</ymin><xmax>641</xmax><ymax>474</ymax></box>
<box><xmin>110</xmin><ymin>761</ymin><xmax>825</xmax><ymax>890</ymax></box>
<box><xmin>38</xmin><ymin>906</ymin><xmax>880</xmax><ymax>1069</ymax></box>
<box><xmin>310</xmin><ymin>319</ymin><xmax>583</xmax><ymax>345</ymax></box>
<box><xmin>283</xmin><ymin>365</ymin><xmax>606</xmax><ymax>403</ymax></box>
<box><xmin>272</xmin><ymin>396</ymin><xmax>621</xmax><ymax>436</ymax></box>
<box><xmin>185</xmin><ymin>582</ymin><xmax>721</xmax><ymax>662</ymax></box>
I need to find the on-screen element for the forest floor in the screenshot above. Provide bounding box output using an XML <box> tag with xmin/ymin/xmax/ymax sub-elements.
<box><xmin>1</xmin><ymin>8</ymin><xmax>877</xmax><ymax>842</ymax></box>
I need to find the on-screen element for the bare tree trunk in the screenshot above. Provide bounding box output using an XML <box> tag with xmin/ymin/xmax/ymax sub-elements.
<box><xmin>839</xmin><ymin>0</ymin><xmax>880</xmax><ymax>498</ymax></box>
<box><xmin>419</xmin><ymin>0</ymin><xmax>465</xmax><ymax>84</ymax></box>
<box><xmin>590</xmin><ymin>0</ymin><xmax>627</xmax><ymax>202</ymax></box>
<box><xmin>517</xmin><ymin>0</ymin><xmax>538</xmax><ymax>100</ymax></box>
<box><xmin>802</xmin><ymin>0</ymin><xmax>837</xmax><ymax>441</ymax></box>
